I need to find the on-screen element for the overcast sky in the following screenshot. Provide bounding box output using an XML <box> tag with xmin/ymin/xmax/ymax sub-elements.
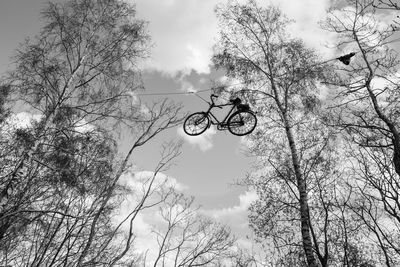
<box><xmin>0</xmin><ymin>0</ymin><xmax>338</xmax><ymax>259</ymax></box>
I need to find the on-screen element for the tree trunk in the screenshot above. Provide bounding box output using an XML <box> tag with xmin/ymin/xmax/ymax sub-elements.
<box><xmin>284</xmin><ymin>116</ymin><xmax>318</xmax><ymax>267</ymax></box>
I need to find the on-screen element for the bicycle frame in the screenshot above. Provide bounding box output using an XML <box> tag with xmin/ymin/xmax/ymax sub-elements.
<box><xmin>203</xmin><ymin>95</ymin><xmax>237</xmax><ymax>126</ymax></box>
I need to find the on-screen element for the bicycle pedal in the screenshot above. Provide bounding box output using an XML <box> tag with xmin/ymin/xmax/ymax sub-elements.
<box><xmin>217</xmin><ymin>124</ymin><xmax>228</xmax><ymax>130</ymax></box>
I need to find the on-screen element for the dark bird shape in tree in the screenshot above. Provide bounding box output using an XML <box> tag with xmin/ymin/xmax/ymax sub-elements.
<box><xmin>337</xmin><ymin>52</ymin><xmax>356</xmax><ymax>65</ymax></box>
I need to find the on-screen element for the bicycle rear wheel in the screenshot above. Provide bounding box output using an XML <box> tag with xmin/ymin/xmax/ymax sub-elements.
<box><xmin>183</xmin><ymin>112</ymin><xmax>210</xmax><ymax>136</ymax></box>
<box><xmin>227</xmin><ymin>111</ymin><xmax>257</xmax><ymax>136</ymax></box>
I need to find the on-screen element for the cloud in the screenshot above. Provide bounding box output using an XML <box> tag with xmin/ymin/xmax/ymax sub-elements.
<box><xmin>269</xmin><ymin>0</ymin><xmax>333</xmax><ymax>53</ymax></box>
<box><xmin>114</xmin><ymin>206</ymin><xmax>160</xmax><ymax>263</ymax></box>
<box><xmin>126</xmin><ymin>91</ymin><xmax>140</xmax><ymax>105</ymax></box>
<box><xmin>3</xmin><ymin>112</ymin><xmax>96</xmax><ymax>134</ymax></box>
<box><xmin>115</xmin><ymin>171</ymin><xmax>261</xmax><ymax>265</ymax></box>
<box><xmin>200</xmin><ymin>190</ymin><xmax>259</xmax><ymax>255</ymax></box>
<box><xmin>177</xmin><ymin>124</ymin><xmax>216</xmax><ymax>152</ymax></box>
<box><xmin>326</xmin><ymin>5</ymin><xmax>392</xmax><ymax>54</ymax></box>
<box><xmin>176</xmin><ymin>72</ymin><xmax>198</xmax><ymax>93</ymax></box>
<box><xmin>185</xmin><ymin>44</ymin><xmax>210</xmax><ymax>74</ymax></box>
<box><xmin>114</xmin><ymin>170</ymin><xmax>198</xmax><ymax>265</ymax></box>
<box><xmin>5</xmin><ymin>112</ymin><xmax>42</xmax><ymax>129</ymax></box>
<box><xmin>206</xmin><ymin>190</ymin><xmax>257</xmax><ymax>217</ymax></box>
<box><xmin>114</xmin><ymin>170</ymin><xmax>189</xmax><ymax>260</ymax></box>
<box><xmin>139</xmin><ymin>104</ymin><xmax>151</xmax><ymax>115</ymax></box>
<box><xmin>202</xmin><ymin>190</ymin><xmax>257</xmax><ymax>229</ymax></box>
<box><xmin>120</xmin><ymin>170</ymin><xmax>189</xmax><ymax>194</ymax></box>
<box><xmin>134</xmin><ymin>0</ymin><xmax>223</xmax><ymax>75</ymax></box>
<box><xmin>133</xmin><ymin>0</ymin><xmax>333</xmax><ymax>75</ymax></box>
<box><xmin>74</xmin><ymin>119</ymin><xmax>95</xmax><ymax>133</ymax></box>
<box><xmin>370</xmin><ymin>72</ymin><xmax>400</xmax><ymax>108</ymax></box>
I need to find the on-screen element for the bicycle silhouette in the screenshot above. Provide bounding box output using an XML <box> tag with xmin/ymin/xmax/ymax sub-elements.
<box><xmin>183</xmin><ymin>94</ymin><xmax>257</xmax><ymax>136</ymax></box>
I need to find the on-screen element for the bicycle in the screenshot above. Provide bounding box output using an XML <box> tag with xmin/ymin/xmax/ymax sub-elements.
<box><xmin>183</xmin><ymin>94</ymin><xmax>257</xmax><ymax>136</ymax></box>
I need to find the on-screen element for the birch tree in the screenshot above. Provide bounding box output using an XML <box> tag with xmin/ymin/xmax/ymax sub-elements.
<box><xmin>214</xmin><ymin>1</ymin><xmax>354</xmax><ymax>266</ymax></box>
<box><xmin>324</xmin><ymin>0</ymin><xmax>400</xmax><ymax>264</ymax></box>
<box><xmin>0</xmin><ymin>0</ymin><xmax>183</xmax><ymax>265</ymax></box>
<box><xmin>213</xmin><ymin>1</ymin><xmax>336</xmax><ymax>266</ymax></box>
<box><xmin>151</xmin><ymin>192</ymin><xmax>235</xmax><ymax>267</ymax></box>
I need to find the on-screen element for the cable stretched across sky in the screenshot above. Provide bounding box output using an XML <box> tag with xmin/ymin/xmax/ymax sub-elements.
<box><xmin>136</xmin><ymin>52</ymin><xmax>356</xmax><ymax>97</ymax></box>
<box><xmin>136</xmin><ymin>88</ymin><xmax>213</xmax><ymax>96</ymax></box>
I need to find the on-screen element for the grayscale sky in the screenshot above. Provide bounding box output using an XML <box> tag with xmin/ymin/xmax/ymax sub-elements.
<box><xmin>0</xmin><ymin>0</ymin><xmax>340</xmax><ymax>255</ymax></box>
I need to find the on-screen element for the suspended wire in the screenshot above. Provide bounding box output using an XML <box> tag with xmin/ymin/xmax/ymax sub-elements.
<box><xmin>136</xmin><ymin>88</ymin><xmax>212</xmax><ymax>96</ymax></box>
<box><xmin>214</xmin><ymin>53</ymin><xmax>358</xmax><ymax>102</ymax></box>
<box><xmin>135</xmin><ymin>77</ymin><xmax>269</xmax><ymax>97</ymax></box>
<box><xmin>135</xmin><ymin>53</ymin><xmax>357</xmax><ymax>100</ymax></box>
<box><xmin>191</xmin><ymin>92</ymin><xmax>210</xmax><ymax>104</ymax></box>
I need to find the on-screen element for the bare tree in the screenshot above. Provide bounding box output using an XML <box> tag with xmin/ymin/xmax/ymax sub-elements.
<box><xmin>222</xmin><ymin>246</ymin><xmax>266</xmax><ymax>267</ymax></box>
<box><xmin>0</xmin><ymin>84</ymin><xmax>10</xmax><ymax>124</ymax></box>
<box><xmin>212</xmin><ymin>1</ymin><xmax>343</xmax><ymax>266</ymax></box>
<box><xmin>0</xmin><ymin>0</ymin><xmax>184</xmax><ymax>265</ymax></box>
<box><xmin>0</xmin><ymin>138</ymin><xmax>183</xmax><ymax>267</ymax></box>
<box><xmin>0</xmin><ymin>0</ymin><xmax>151</xmax><ymax>240</ymax></box>
<box><xmin>149</xmin><ymin>191</ymin><xmax>235</xmax><ymax>267</ymax></box>
<box><xmin>324</xmin><ymin>0</ymin><xmax>400</xmax><ymax>264</ymax></box>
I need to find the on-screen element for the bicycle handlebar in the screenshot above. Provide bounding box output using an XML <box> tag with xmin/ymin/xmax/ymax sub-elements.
<box><xmin>210</xmin><ymin>94</ymin><xmax>218</xmax><ymax>104</ymax></box>
<box><xmin>209</xmin><ymin>94</ymin><xmax>237</xmax><ymax>109</ymax></box>
<box><xmin>210</xmin><ymin>94</ymin><xmax>241</xmax><ymax>103</ymax></box>
<box><xmin>209</xmin><ymin>94</ymin><xmax>223</xmax><ymax>109</ymax></box>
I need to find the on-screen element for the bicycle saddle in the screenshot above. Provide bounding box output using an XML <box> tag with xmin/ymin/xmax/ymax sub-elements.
<box><xmin>237</xmin><ymin>103</ymin><xmax>250</xmax><ymax>111</ymax></box>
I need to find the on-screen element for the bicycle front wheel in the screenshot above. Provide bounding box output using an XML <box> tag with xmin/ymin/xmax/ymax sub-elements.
<box><xmin>183</xmin><ymin>112</ymin><xmax>210</xmax><ymax>136</ymax></box>
<box><xmin>227</xmin><ymin>111</ymin><xmax>257</xmax><ymax>136</ymax></box>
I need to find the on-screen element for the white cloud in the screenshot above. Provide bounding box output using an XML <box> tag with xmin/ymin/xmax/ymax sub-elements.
<box><xmin>200</xmin><ymin>190</ymin><xmax>259</xmax><ymax>254</ymax></box>
<box><xmin>115</xmin><ymin>171</ymin><xmax>261</xmax><ymax>265</ymax></box>
<box><xmin>176</xmin><ymin>72</ymin><xmax>198</xmax><ymax>93</ymax></box>
<box><xmin>201</xmin><ymin>190</ymin><xmax>257</xmax><ymax>231</ymax></box>
<box><xmin>114</xmin><ymin>170</ymin><xmax>190</xmax><ymax>262</ymax></box>
<box><xmin>0</xmin><ymin>112</ymin><xmax>42</xmax><ymax>142</ymax></box>
<box><xmin>3</xmin><ymin>112</ymin><xmax>96</xmax><ymax>134</ymax></box>
<box><xmin>140</xmin><ymin>104</ymin><xmax>149</xmax><ymax>114</ymax></box>
<box><xmin>74</xmin><ymin>119</ymin><xmax>95</xmax><ymax>133</ymax></box>
<box><xmin>177</xmin><ymin>124</ymin><xmax>216</xmax><ymax>152</ymax></box>
<box><xmin>327</xmin><ymin>5</ymin><xmax>391</xmax><ymax>53</ymax></box>
<box><xmin>114</xmin><ymin>207</ymin><xmax>160</xmax><ymax>263</ymax></box>
<box><xmin>185</xmin><ymin>44</ymin><xmax>210</xmax><ymax>74</ymax></box>
<box><xmin>120</xmin><ymin>170</ymin><xmax>189</xmax><ymax>194</ymax></box>
<box><xmin>133</xmin><ymin>0</ymin><xmax>333</xmax><ymax>75</ymax></box>
<box><xmin>371</xmin><ymin>72</ymin><xmax>400</xmax><ymax>107</ymax></box>
<box><xmin>269</xmin><ymin>0</ymin><xmax>333</xmax><ymax>54</ymax></box>
<box><xmin>205</xmin><ymin>190</ymin><xmax>257</xmax><ymax>220</ymax></box>
<box><xmin>239</xmin><ymin>190</ymin><xmax>258</xmax><ymax>207</ymax></box>
<box><xmin>127</xmin><ymin>91</ymin><xmax>140</xmax><ymax>105</ymax></box>
<box><xmin>6</xmin><ymin>112</ymin><xmax>42</xmax><ymax>129</ymax></box>
<box><xmin>134</xmin><ymin>0</ymin><xmax>223</xmax><ymax>75</ymax></box>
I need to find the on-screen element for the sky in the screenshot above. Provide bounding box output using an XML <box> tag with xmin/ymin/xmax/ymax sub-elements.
<box><xmin>0</xmin><ymin>0</ymin><xmax>339</xmax><ymax>261</ymax></box>
<box><xmin>130</xmin><ymin>0</ymin><xmax>336</xmax><ymax>204</ymax></box>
